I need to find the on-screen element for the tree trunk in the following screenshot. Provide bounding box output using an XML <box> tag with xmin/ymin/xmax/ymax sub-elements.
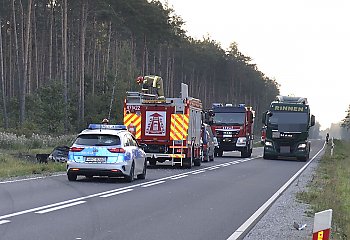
<box><xmin>22</xmin><ymin>0</ymin><xmax>32</xmax><ymax>122</ymax></box>
<box><xmin>0</xmin><ymin>19</ymin><xmax>9</xmax><ymax>128</ymax></box>
<box><xmin>48</xmin><ymin>0</ymin><xmax>54</xmax><ymax>81</ymax></box>
<box><xmin>63</xmin><ymin>0</ymin><xmax>68</xmax><ymax>132</ymax></box>
<box><xmin>12</xmin><ymin>0</ymin><xmax>24</xmax><ymax>125</ymax></box>
<box><xmin>79</xmin><ymin>0</ymin><xmax>88</xmax><ymax>124</ymax></box>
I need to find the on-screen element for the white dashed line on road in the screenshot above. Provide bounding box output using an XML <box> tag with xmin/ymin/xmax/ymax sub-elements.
<box><xmin>141</xmin><ymin>180</ymin><xmax>166</xmax><ymax>188</ymax></box>
<box><xmin>171</xmin><ymin>175</ymin><xmax>188</xmax><ymax>180</ymax></box>
<box><xmin>207</xmin><ymin>166</ymin><xmax>220</xmax><ymax>170</ymax></box>
<box><xmin>191</xmin><ymin>170</ymin><xmax>206</xmax><ymax>175</ymax></box>
<box><xmin>0</xmin><ymin>220</ymin><xmax>11</xmax><ymax>225</ymax></box>
<box><xmin>99</xmin><ymin>189</ymin><xmax>134</xmax><ymax>198</ymax></box>
<box><xmin>35</xmin><ymin>201</ymin><xmax>86</xmax><ymax>214</ymax></box>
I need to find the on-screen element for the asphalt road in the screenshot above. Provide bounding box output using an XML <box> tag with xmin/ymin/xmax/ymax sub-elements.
<box><xmin>0</xmin><ymin>140</ymin><xmax>324</xmax><ymax>240</ymax></box>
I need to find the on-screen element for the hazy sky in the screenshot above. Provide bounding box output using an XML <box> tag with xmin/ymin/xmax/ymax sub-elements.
<box><xmin>160</xmin><ymin>0</ymin><xmax>350</xmax><ymax>130</ymax></box>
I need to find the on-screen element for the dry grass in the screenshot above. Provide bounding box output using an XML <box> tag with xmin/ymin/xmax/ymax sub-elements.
<box><xmin>296</xmin><ymin>140</ymin><xmax>350</xmax><ymax>239</ymax></box>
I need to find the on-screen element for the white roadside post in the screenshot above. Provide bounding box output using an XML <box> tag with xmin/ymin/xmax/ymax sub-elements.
<box><xmin>330</xmin><ymin>138</ymin><xmax>335</xmax><ymax>156</ymax></box>
<box><xmin>312</xmin><ymin>209</ymin><xmax>332</xmax><ymax>240</ymax></box>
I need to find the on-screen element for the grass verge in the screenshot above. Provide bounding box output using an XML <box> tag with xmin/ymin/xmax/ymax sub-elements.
<box><xmin>0</xmin><ymin>150</ymin><xmax>66</xmax><ymax>180</ymax></box>
<box><xmin>296</xmin><ymin>140</ymin><xmax>350</xmax><ymax>239</ymax></box>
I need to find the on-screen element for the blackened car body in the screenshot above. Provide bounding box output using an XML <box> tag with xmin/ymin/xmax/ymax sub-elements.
<box><xmin>67</xmin><ymin>124</ymin><xmax>147</xmax><ymax>182</ymax></box>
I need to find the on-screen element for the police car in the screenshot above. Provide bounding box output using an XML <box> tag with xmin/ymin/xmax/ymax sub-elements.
<box><xmin>67</xmin><ymin>124</ymin><xmax>147</xmax><ymax>182</ymax></box>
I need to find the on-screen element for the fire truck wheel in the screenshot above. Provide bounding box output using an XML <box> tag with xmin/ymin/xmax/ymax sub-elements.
<box><xmin>194</xmin><ymin>158</ymin><xmax>201</xmax><ymax>166</ymax></box>
<box><xmin>183</xmin><ymin>158</ymin><xmax>192</xmax><ymax>169</ymax></box>
<box><xmin>137</xmin><ymin>160</ymin><xmax>147</xmax><ymax>179</ymax></box>
<box><xmin>241</xmin><ymin>147</ymin><xmax>252</xmax><ymax>158</ymax></box>
<box><xmin>148</xmin><ymin>158</ymin><xmax>157</xmax><ymax>166</ymax></box>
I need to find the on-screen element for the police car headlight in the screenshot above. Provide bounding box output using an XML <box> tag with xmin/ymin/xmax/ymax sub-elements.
<box><xmin>265</xmin><ymin>141</ymin><xmax>273</xmax><ymax>147</ymax></box>
<box><xmin>298</xmin><ymin>143</ymin><xmax>307</xmax><ymax>149</ymax></box>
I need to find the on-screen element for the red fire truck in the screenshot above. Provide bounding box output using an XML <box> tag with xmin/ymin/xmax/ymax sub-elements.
<box><xmin>124</xmin><ymin>83</ymin><xmax>202</xmax><ymax>168</ymax></box>
<box><xmin>206</xmin><ymin>103</ymin><xmax>255</xmax><ymax>158</ymax></box>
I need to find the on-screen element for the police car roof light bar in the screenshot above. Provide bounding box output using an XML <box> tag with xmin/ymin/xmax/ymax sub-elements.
<box><xmin>88</xmin><ymin>124</ymin><xmax>127</xmax><ymax>130</ymax></box>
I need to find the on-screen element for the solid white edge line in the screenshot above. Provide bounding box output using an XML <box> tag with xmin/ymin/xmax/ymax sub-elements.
<box><xmin>35</xmin><ymin>201</ymin><xmax>86</xmax><ymax>214</ymax></box>
<box><xmin>99</xmin><ymin>189</ymin><xmax>133</xmax><ymax>198</ymax></box>
<box><xmin>227</xmin><ymin>144</ymin><xmax>326</xmax><ymax>240</ymax></box>
<box><xmin>0</xmin><ymin>173</ymin><xmax>66</xmax><ymax>184</ymax></box>
<box><xmin>141</xmin><ymin>181</ymin><xmax>166</xmax><ymax>188</ymax></box>
<box><xmin>0</xmin><ymin>220</ymin><xmax>11</xmax><ymax>225</ymax></box>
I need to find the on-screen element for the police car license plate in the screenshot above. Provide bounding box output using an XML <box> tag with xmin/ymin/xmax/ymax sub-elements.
<box><xmin>85</xmin><ymin>157</ymin><xmax>106</xmax><ymax>163</ymax></box>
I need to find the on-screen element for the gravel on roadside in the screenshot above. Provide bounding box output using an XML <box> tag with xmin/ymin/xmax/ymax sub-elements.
<box><xmin>243</xmin><ymin>151</ymin><xmax>323</xmax><ymax>240</ymax></box>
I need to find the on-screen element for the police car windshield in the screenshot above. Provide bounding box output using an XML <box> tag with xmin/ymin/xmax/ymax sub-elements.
<box><xmin>268</xmin><ymin>112</ymin><xmax>308</xmax><ymax>132</ymax></box>
<box><xmin>74</xmin><ymin>134</ymin><xmax>121</xmax><ymax>146</ymax></box>
<box><xmin>213</xmin><ymin>112</ymin><xmax>245</xmax><ymax>125</ymax></box>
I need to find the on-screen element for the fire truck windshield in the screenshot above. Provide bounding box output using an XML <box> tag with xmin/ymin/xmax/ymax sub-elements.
<box><xmin>213</xmin><ymin>112</ymin><xmax>245</xmax><ymax>125</ymax></box>
<box><xmin>268</xmin><ymin>112</ymin><xmax>308</xmax><ymax>132</ymax></box>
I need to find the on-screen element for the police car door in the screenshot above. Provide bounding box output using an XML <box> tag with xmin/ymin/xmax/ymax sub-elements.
<box><xmin>126</xmin><ymin>133</ymin><xmax>143</xmax><ymax>174</ymax></box>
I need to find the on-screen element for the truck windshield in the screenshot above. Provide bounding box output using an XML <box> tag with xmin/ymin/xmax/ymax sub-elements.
<box><xmin>268</xmin><ymin>112</ymin><xmax>308</xmax><ymax>132</ymax></box>
<box><xmin>213</xmin><ymin>112</ymin><xmax>245</xmax><ymax>125</ymax></box>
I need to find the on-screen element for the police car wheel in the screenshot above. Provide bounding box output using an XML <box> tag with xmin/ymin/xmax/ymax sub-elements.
<box><xmin>125</xmin><ymin>162</ymin><xmax>135</xmax><ymax>182</ymax></box>
<box><xmin>137</xmin><ymin>160</ymin><xmax>147</xmax><ymax>179</ymax></box>
<box><xmin>68</xmin><ymin>173</ymin><xmax>77</xmax><ymax>181</ymax></box>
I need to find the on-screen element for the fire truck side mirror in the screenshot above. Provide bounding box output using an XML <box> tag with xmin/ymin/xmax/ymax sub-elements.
<box><xmin>250</xmin><ymin>112</ymin><xmax>254</xmax><ymax>123</ymax></box>
<box><xmin>310</xmin><ymin>115</ymin><xmax>315</xmax><ymax>127</ymax></box>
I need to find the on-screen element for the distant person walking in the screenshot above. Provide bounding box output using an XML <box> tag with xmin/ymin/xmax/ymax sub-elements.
<box><xmin>326</xmin><ymin>132</ymin><xmax>329</xmax><ymax>144</ymax></box>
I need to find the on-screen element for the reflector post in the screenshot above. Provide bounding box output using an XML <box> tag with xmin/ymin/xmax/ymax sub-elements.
<box><xmin>312</xmin><ymin>209</ymin><xmax>332</xmax><ymax>240</ymax></box>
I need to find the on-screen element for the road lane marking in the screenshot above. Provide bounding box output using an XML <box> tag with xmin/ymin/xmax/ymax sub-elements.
<box><xmin>171</xmin><ymin>175</ymin><xmax>188</xmax><ymax>180</ymax></box>
<box><xmin>0</xmin><ymin>220</ymin><xmax>10</xmax><ymax>225</ymax></box>
<box><xmin>220</xmin><ymin>163</ymin><xmax>231</xmax><ymax>167</ymax></box>
<box><xmin>207</xmin><ymin>166</ymin><xmax>220</xmax><ymax>170</ymax></box>
<box><xmin>35</xmin><ymin>201</ymin><xmax>86</xmax><ymax>214</ymax></box>
<box><xmin>191</xmin><ymin>170</ymin><xmax>206</xmax><ymax>175</ymax></box>
<box><xmin>99</xmin><ymin>189</ymin><xmax>133</xmax><ymax>198</ymax></box>
<box><xmin>141</xmin><ymin>181</ymin><xmax>166</xmax><ymax>188</ymax></box>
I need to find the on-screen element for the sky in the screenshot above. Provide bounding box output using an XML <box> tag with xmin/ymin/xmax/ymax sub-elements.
<box><xmin>160</xmin><ymin>0</ymin><xmax>350</xmax><ymax>130</ymax></box>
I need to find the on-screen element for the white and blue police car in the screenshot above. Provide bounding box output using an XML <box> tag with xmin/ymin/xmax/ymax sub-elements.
<box><xmin>67</xmin><ymin>124</ymin><xmax>147</xmax><ymax>182</ymax></box>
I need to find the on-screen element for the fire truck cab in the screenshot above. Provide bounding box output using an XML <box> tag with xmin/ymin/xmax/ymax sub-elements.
<box><xmin>207</xmin><ymin>103</ymin><xmax>255</xmax><ymax>158</ymax></box>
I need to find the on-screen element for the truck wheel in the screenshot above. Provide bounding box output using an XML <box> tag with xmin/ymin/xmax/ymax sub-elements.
<box><xmin>209</xmin><ymin>154</ymin><xmax>214</xmax><ymax>161</ymax></box>
<box><xmin>183</xmin><ymin>158</ymin><xmax>192</xmax><ymax>169</ymax></box>
<box><xmin>218</xmin><ymin>150</ymin><xmax>223</xmax><ymax>157</ymax></box>
<box><xmin>194</xmin><ymin>158</ymin><xmax>201</xmax><ymax>166</ymax></box>
<box><xmin>149</xmin><ymin>159</ymin><xmax>156</xmax><ymax>166</ymax></box>
<box><xmin>263</xmin><ymin>151</ymin><xmax>271</xmax><ymax>160</ymax></box>
<box><xmin>241</xmin><ymin>148</ymin><xmax>249</xmax><ymax>158</ymax></box>
<box><xmin>297</xmin><ymin>156</ymin><xmax>308</xmax><ymax>162</ymax></box>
